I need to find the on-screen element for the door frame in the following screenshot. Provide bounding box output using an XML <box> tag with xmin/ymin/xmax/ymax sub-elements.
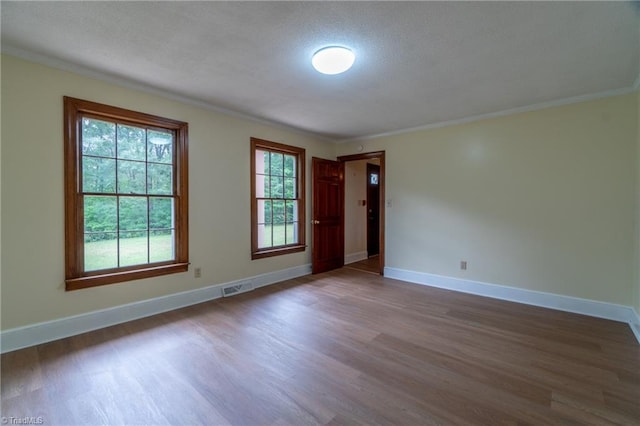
<box><xmin>337</xmin><ymin>151</ymin><xmax>385</xmax><ymax>275</ymax></box>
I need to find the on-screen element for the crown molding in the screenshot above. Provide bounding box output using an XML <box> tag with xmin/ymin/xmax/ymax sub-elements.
<box><xmin>3</xmin><ymin>45</ymin><xmax>637</xmax><ymax>146</ymax></box>
<box><xmin>338</xmin><ymin>85</ymin><xmax>638</xmax><ymax>144</ymax></box>
<box><xmin>0</xmin><ymin>46</ymin><xmax>335</xmax><ymax>143</ymax></box>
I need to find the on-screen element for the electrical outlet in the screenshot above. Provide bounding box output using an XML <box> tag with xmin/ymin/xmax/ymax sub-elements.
<box><xmin>194</xmin><ymin>267</ymin><xmax>202</xmax><ymax>278</ymax></box>
<box><xmin>460</xmin><ymin>261</ymin><xmax>467</xmax><ymax>270</ymax></box>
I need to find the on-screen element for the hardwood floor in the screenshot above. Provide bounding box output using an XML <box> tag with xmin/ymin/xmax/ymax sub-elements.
<box><xmin>2</xmin><ymin>268</ymin><xmax>639</xmax><ymax>425</ymax></box>
<box><xmin>344</xmin><ymin>256</ymin><xmax>380</xmax><ymax>274</ymax></box>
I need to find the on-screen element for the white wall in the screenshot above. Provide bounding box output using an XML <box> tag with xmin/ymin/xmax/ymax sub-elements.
<box><xmin>337</xmin><ymin>94</ymin><xmax>638</xmax><ymax>306</ymax></box>
<box><xmin>0</xmin><ymin>55</ymin><xmax>334</xmax><ymax>330</ymax></box>
<box><xmin>344</xmin><ymin>160</ymin><xmax>367</xmax><ymax>261</ymax></box>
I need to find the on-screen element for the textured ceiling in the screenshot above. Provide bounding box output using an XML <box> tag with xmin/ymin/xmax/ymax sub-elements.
<box><xmin>2</xmin><ymin>1</ymin><xmax>639</xmax><ymax>141</ymax></box>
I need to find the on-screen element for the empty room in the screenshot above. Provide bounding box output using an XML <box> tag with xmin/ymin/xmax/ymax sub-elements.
<box><xmin>1</xmin><ymin>2</ymin><xmax>639</xmax><ymax>425</ymax></box>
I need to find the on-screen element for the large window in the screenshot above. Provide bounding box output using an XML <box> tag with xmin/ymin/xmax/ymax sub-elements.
<box><xmin>64</xmin><ymin>97</ymin><xmax>188</xmax><ymax>290</ymax></box>
<box><xmin>251</xmin><ymin>138</ymin><xmax>305</xmax><ymax>259</ymax></box>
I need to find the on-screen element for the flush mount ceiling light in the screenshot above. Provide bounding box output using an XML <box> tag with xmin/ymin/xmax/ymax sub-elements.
<box><xmin>312</xmin><ymin>46</ymin><xmax>355</xmax><ymax>75</ymax></box>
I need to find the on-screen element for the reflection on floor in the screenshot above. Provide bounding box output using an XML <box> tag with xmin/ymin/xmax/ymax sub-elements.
<box><xmin>344</xmin><ymin>256</ymin><xmax>380</xmax><ymax>274</ymax></box>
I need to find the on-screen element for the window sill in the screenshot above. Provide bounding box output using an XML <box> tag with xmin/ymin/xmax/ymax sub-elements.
<box><xmin>251</xmin><ymin>244</ymin><xmax>306</xmax><ymax>260</ymax></box>
<box><xmin>65</xmin><ymin>262</ymin><xmax>189</xmax><ymax>291</ymax></box>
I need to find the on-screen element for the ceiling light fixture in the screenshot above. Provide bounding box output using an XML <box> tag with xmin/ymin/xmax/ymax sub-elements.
<box><xmin>312</xmin><ymin>46</ymin><xmax>355</xmax><ymax>75</ymax></box>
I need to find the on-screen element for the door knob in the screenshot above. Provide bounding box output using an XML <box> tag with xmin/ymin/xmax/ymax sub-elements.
<box><xmin>312</xmin><ymin>220</ymin><xmax>320</xmax><ymax>224</ymax></box>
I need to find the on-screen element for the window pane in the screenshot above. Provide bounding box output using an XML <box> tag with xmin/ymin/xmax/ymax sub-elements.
<box><xmin>119</xmin><ymin>197</ymin><xmax>148</xmax><ymax>231</ymax></box>
<box><xmin>257</xmin><ymin>224</ymin><xmax>272</xmax><ymax>248</ymax></box>
<box><xmin>117</xmin><ymin>124</ymin><xmax>145</xmax><ymax>160</ymax></box>
<box><xmin>84</xmin><ymin>196</ymin><xmax>117</xmax><ymax>232</ymax></box>
<box><xmin>84</xmin><ymin>233</ymin><xmax>117</xmax><ymax>271</ymax></box>
<box><xmin>285</xmin><ymin>200</ymin><xmax>297</xmax><ymax>223</ymax></box>
<box><xmin>83</xmin><ymin>157</ymin><xmax>116</xmax><ymax>193</ymax></box>
<box><xmin>285</xmin><ymin>201</ymin><xmax>298</xmax><ymax>245</ymax></box>
<box><xmin>148</xmin><ymin>129</ymin><xmax>173</xmax><ymax>164</ymax></box>
<box><xmin>255</xmin><ymin>149</ymin><xmax>267</xmax><ymax>173</ymax></box>
<box><xmin>285</xmin><ymin>222</ymin><xmax>298</xmax><ymax>245</ymax></box>
<box><xmin>272</xmin><ymin>224</ymin><xmax>286</xmax><ymax>247</ymax></box>
<box><xmin>82</xmin><ymin>118</ymin><xmax>115</xmax><ymax>157</ymax></box>
<box><xmin>118</xmin><ymin>160</ymin><xmax>146</xmax><ymax>194</ymax></box>
<box><xmin>119</xmin><ymin>231</ymin><xmax>149</xmax><ymax>267</ymax></box>
<box><xmin>150</xmin><ymin>197</ymin><xmax>173</xmax><ymax>230</ymax></box>
<box><xmin>273</xmin><ymin>200</ymin><xmax>285</xmax><ymax>224</ymax></box>
<box><xmin>284</xmin><ymin>178</ymin><xmax>295</xmax><ymax>199</ymax></box>
<box><xmin>270</xmin><ymin>176</ymin><xmax>283</xmax><ymax>198</ymax></box>
<box><xmin>255</xmin><ymin>173</ymin><xmax>267</xmax><ymax>198</ymax></box>
<box><xmin>284</xmin><ymin>155</ymin><xmax>295</xmax><ymax>177</ymax></box>
<box><xmin>257</xmin><ymin>199</ymin><xmax>271</xmax><ymax>225</ymax></box>
<box><xmin>262</xmin><ymin>176</ymin><xmax>271</xmax><ymax>198</ymax></box>
<box><xmin>270</xmin><ymin>152</ymin><xmax>283</xmax><ymax>176</ymax></box>
<box><xmin>260</xmin><ymin>150</ymin><xmax>270</xmax><ymax>174</ymax></box>
<box><xmin>147</xmin><ymin>163</ymin><xmax>173</xmax><ymax>195</ymax></box>
<box><xmin>150</xmin><ymin>229</ymin><xmax>174</xmax><ymax>263</ymax></box>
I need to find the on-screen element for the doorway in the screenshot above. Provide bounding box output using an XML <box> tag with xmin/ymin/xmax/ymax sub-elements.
<box><xmin>311</xmin><ymin>151</ymin><xmax>385</xmax><ymax>275</ymax></box>
<box><xmin>338</xmin><ymin>151</ymin><xmax>385</xmax><ymax>275</ymax></box>
<box><xmin>367</xmin><ymin>163</ymin><xmax>380</xmax><ymax>258</ymax></box>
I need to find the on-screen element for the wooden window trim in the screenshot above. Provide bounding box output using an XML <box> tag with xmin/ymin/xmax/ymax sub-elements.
<box><xmin>64</xmin><ymin>96</ymin><xmax>189</xmax><ymax>290</ymax></box>
<box><xmin>250</xmin><ymin>137</ymin><xmax>306</xmax><ymax>260</ymax></box>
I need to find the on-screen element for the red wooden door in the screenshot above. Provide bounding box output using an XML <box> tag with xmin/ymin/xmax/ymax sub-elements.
<box><xmin>312</xmin><ymin>157</ymin><xmax>344</xmax><ymax>274</ymax></box>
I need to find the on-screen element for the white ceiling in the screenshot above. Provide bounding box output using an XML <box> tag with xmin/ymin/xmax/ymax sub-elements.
<box><xmin>2</xmin><ymin>1</ymin><xmax>639</xmax><ymax>141</ymax></box>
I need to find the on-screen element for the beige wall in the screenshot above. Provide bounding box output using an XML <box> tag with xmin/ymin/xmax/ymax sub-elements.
<box><xmin>337</xmin><ymin>94</ymin><xmax>638</xmax><ymax>306</ymax></box>
<box><xmin>344</xmin><ymin>160</ymin><xmax>368</xmax><ymax>258</ymax></box>
<box><xmin>2</xmin><ymin>53</ymin><xmax>638</xmax><ymax>332</ymax></box>
<box><xmin>0</xmin><ymin>55</ymin><xmax>333</xmax><ymax>330</ymax></box>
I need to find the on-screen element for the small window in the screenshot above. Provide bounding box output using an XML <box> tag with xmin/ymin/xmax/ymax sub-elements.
<box><xmin>251</xmin><ymin>138</ymin><xmax>306</xmax><ymax>259</ymax></box>
<box><xmin>64</xmin><ymin>97</ymin><xmax>189</xmax><ymax>290</ymax></box>
<box><xmin>370</xmin><ymin>173</ymin><xmax>379</xmax><ymax>185</ymax></box>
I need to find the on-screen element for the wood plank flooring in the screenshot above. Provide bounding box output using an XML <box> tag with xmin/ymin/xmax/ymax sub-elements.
<box><xmin>344</xmin><ymin>257</ymin><xmax>380</xmax><ymax>274</ymax></box>
<box><xmin>2</xmin><ymin>268</ymin><xmax>639</xmax><ymax>425</ymax></box>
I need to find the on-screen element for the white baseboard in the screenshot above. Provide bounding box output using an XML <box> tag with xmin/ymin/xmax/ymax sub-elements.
<box><xmin>0</xmin><ymin>264</ymin><xmax>311</xmax><ymax>354</ymax></box>
<box><xmin>345</xmin><ymin>251</ymin><xmax>368</xmax><ymax>265</ymax></box>
<box><xmin>384</xmin><ymin>267</ymin><xmax>640</xmax><ymax>344</ymax></box>
<box><xmin>4</xmin><ymin>264</ymin><xmax>637</xmax><ymax>353</ymax></box>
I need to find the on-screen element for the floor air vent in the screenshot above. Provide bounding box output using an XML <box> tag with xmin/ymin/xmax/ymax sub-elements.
<box><xmin>221</xmin><ymin>281</ymin><xmax>254</xmax><ymax>297</ymax></box>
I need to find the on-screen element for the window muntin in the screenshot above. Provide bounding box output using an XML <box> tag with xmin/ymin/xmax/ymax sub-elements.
<box><xmin>64</xmin><ymin>97</ymin><xmax>188</xmax><ymax>290</ymax></box>
<box><xmin>251</xmin><ymin>138</ymin><xmax>305</xmax><ymax>259</ymax></box>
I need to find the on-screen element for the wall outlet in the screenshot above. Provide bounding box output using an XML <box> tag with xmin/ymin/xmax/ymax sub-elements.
<box><xmin>460</xmin><ymin>261</ymin><xmax>467</xmax><ymax>270</ymax></box>
<box><xmin>194</xmin><ymin>267</ymin><xmax>202</xmax><ymax>278</ymax></box>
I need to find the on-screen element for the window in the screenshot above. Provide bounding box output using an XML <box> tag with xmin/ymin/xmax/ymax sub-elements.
<box><xmin>251</xmin><ymin>138</ymin><xmax>305</xmax><ymax>259</ymax></box>
<box><xmin>64</xmin><ymin>97</ymin><xmax>188</xmax><ymax>290</ymax></box>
